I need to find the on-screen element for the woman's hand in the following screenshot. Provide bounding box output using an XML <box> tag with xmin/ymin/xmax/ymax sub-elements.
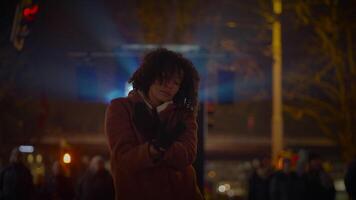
<box><xmin>152</xmin><ymin>120</ymin><xmax>186</xmax><ymax>151</ymax></box>
<box><xmin>132</xmin><ymin>102</ymin><xmax>159</xmax><ymax>140</ymax></box>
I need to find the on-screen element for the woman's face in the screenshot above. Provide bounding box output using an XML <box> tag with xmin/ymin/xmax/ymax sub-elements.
<box><xmin>148</xmin><ymin>73</ymin><xmax>182</xmax><ymax>107</ymax></box>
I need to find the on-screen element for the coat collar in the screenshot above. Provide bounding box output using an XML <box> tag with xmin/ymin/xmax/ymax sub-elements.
<box><xmin>128</xmin><ymin>90</ymin><xmax>175</xmax><ymax>113</ymax></box>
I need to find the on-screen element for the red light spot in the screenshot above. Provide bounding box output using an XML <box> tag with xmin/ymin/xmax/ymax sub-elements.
<box><xmin>23</xmin><ymin>5</ymin><xmax>39</xmax><ymax>21</ymax></box>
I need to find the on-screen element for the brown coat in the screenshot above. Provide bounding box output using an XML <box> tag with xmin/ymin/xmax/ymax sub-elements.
<box><xmin>105</xmin><ymin>91</ymin><xmax>203</xmax><ymax>200</ymax></box>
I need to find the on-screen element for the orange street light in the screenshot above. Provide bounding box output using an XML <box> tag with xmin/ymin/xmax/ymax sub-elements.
<box><xmin>63</xmin><ymin>153</ymin><xmax>71</xmax><ymax>164</ymax></box>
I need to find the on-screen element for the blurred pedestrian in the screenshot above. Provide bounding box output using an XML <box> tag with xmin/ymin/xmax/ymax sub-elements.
<box><xmin>305</xmin><ymin>153</ymin><xmax>335</xmax><ymax>200</ymax></box>
<box><xmin>345</xmin><ymin>158</ymin><xmax>356</xmax><ymax>200</ymax></box>
<box><xmin>76</xmin><ymin>155</ymin><xmax>114</xmax><ymax>200</ymax></box>
<box><xmin>293</xmin><ymin>154</ymin><xmax>308</xmax><ymax>200</ymax></box>
<box><xmin>248</xmin><ymin>157</ymin><xmax>273</xmax><ymax>200</ymax></box>
<box><xmin>41</xmin><ymin>161</ymin><xmax>75</xmax><ymax>200</ymax></box>
<box><xmin>0</xmin><ymin>147</ymin><xmax>34</xmax><ymax>200</ymax></box>
<box><xmin>269</xmin><ymin>158</ymin><xmax>299</xmax><ymax>200</ymax></box>
<box><xmin>105</xmin><ymin>48</ymin><xmax>203</xmax><ymax>200</ymax></box>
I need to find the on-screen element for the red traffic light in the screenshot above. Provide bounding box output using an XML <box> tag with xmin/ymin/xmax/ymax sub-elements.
<box><xmin>22</xmin><ymin>4</ymin><xmax>39</xmax><ymax>22</ymax></box>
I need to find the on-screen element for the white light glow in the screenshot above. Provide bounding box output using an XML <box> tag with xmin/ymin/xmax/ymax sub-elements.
<box><xmin>19</xmin><ymin>145</ymin><xmax>34</xmax><ymax>153</ymax></box>
<box><xmin>63</xmin><ymin>153</ymin><xmax>71</xmax><ymax>164</ymax></box>
<box><xmin>227</xmin><ymin>190</ymin><xmax>235</xmax><ymax>197</ymax></box>
<box><xmin>218</xmin><ymin>185</ymin><xmax>226</xmax><ymax>193</ymax></box>
<box><xmin>334</xmin><ymin>179</ymin><xmax>346</xmax><ymax>191</ymax></box>
<box><xmin>121</xmin><ymin>44</ymin><xmax>200</xmax><ymax>53</ymax></box>
<box><xmin>125</xmin><ymin>83</ymin><xmax>133</xmax><ymax>96</ymax></box>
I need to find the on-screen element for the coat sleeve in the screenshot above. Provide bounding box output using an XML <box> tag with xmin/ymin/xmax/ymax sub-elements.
<box><xmin>161</xmin><ymin>112</ymin><xmax>198</xmax><ymax>170</ymax></box>
<box><xmin>105</xmin><ymin>99</ymin><xmax>155</xmax><ymax>173</ymax></box>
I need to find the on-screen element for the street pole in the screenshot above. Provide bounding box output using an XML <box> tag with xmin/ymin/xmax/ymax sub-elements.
<box><xmin>10</xmin><ymin>4</ymin><xmax>25</xmax><ymax>51</ymax></box>
<box><xmin>271</xmin><ymin>0</ymin><xmax>283</xmax><ymax>163</ymax></box>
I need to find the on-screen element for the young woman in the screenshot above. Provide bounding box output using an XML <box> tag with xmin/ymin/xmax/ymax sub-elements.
<box><xmin>105</xmin><ymin>48</ymin><xmax>203</xmax><ymax>200</ymax></box>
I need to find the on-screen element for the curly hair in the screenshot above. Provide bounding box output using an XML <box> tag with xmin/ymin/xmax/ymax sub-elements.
<box><xmin>129</xmin><ymin>48</ymin><xmax>200</xmax><ymax>112</ymax></box>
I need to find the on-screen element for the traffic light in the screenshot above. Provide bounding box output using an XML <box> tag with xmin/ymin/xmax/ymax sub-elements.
<box><xmin>22</xmin><ymin>4</ymin><xmax>39</xmax><ymax>22</ymax></box>
<box><xmin>10</xmin><ymin>0</ymin><xmax>39</xmax><ymax>51</ymax></box>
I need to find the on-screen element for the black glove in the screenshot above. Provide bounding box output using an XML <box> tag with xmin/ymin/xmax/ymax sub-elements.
<box><xmin>151</xmin><ymin>119</ymin><xmax>186</xmax><ymax>151</ymax></box>
<box><xmin>132</xmin><ymin>102</ymin><xmax>159</xmax><ymax>140</ymax></box>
